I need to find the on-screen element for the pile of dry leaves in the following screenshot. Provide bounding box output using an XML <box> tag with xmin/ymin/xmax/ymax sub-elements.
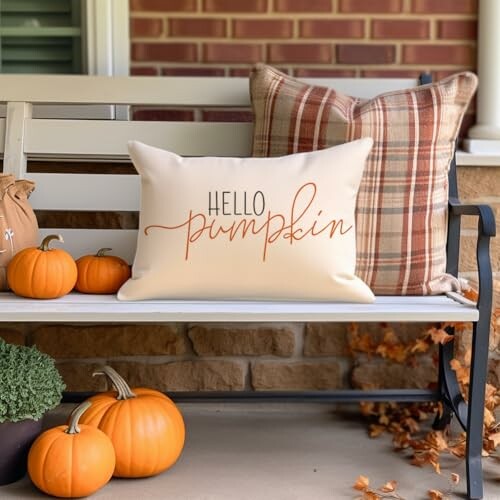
<box><xmin>349</xmin><ymin>289</ymin><xmax>500</xmax><ymax>499</ymax></box>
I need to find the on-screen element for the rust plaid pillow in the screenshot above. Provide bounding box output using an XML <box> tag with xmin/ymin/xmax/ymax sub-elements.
<box><xmin>250</xmin><ymin>64</ymin><xmax>477</xmax><ymax>295</ymax></box>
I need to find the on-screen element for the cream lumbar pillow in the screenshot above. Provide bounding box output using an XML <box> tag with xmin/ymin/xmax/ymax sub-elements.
<box><xmin>118</xmin><ymin>139</ymin><xmax>375</xmax><ymax>302</ymax></box>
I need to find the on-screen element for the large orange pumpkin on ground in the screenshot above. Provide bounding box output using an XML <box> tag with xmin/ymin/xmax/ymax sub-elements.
<box><xmin>28</xmin><ymin>401</ymin><xmax>115</xmax><ymax>498</ymax></box>
<box><xmin>79</xmin><ymin>365</ymin><xmax>185</xmax><ymax>478</ymax></box>
<box><xmin>75</xmin><ymin>248</ymin><xmax>130</xmax><ymax>294</ymax></box>
<box><xmin>7</xmin><ymin>234</ymin><xmax>77</xmax><ymax>299</ymax></box>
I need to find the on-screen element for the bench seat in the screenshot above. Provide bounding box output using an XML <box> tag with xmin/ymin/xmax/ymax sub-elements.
<box><xmin>0</xmin><ymin>292</ymin><xmax>478</xmax><ymax>323</ymax></box>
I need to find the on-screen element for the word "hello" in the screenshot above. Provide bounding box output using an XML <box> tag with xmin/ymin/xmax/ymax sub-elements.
<box><xmin>208</xmin><ymin>191</ymin><xmax>265</xmax><ymax>216</ymax></box>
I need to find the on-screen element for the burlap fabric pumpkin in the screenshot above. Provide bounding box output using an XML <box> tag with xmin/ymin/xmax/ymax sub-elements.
<box><xmin>0</xmin><ymin>174</ymin><xmax>39</xmax><ymax>290</ymax></box>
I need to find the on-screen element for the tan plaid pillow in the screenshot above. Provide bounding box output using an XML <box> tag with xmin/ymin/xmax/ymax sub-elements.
<box><xmin>250</xmin><ymin>64</ymin><xmax>477</xmax><ymax>295</ymax></box>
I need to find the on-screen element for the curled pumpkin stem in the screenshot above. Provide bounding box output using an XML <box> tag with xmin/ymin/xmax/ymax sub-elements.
<box><xmin>93</xmin><ymin>365</ymin><xmax>137</xmax><ymax>400</ymax></box>
<box><xmin>39</xmin><ymin>234</ymin><xmax>64</xmax><ymax>251</ymax></box>
<box><xmin>66</xmin><ymin>401</ymin><xmax>92</xmax><ymax>435</ymax></box>
<box><xmin>96</xmin><ymin>248</ymin><xmax>113</xmax><ymax>257</ymax></box>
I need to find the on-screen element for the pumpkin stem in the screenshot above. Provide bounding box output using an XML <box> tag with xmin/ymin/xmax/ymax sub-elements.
<box><xmin>93</xmin><ymin>365</ymin><xmax>137</xmax><ymax>400</ymax></box>
<box><xmin>66</xmin><ymin>401</ymin><xmax>92</xmax><ymax>434</ymax></box>
<box><xmin>96</xmin><ymin>248</ymin><xmax>113</xmax><ymax>257</ymax></box>
<box><xmin>39</xmin><ymin>234</ymin><xmax>64</xmax><ymax>252</ymax></box>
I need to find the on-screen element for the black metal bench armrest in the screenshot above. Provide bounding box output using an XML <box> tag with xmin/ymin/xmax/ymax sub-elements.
<box><xmin>449</xmin><ymin>198</ymin><xmax>496</xmax><ymax>237</ymax></box>
<box><xmin>448</xmin><ymin>197</ymin><xmax>495</xmax><ymax>314</ymax></box>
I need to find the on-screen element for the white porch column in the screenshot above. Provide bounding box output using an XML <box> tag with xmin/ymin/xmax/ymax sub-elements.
<box><xmin>466</xmin><ymin>0</ymin><xmax>500</xmax><ymax>151</ymax></box>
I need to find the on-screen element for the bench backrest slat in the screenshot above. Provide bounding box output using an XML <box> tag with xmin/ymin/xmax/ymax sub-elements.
<box><xmin>29</xmin><ymin>173</ymin><xmax>139</xmax><ymax>211</ymax></box>
<box><xmin>0</xmin><ymin>75</ymin><xmax>418</xmax><ymax>105</ymax></box>
<box><xmin>26</xmin><ymin>120</ymin><xmax>254</xmax><ymax>160</ymax></box>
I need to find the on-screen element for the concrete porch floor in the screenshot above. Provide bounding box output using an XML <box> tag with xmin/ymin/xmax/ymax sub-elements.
<box><xmin>1</xmin><ymin>403</ymin><xmax>500</xmax><ymax>500</ymax></box>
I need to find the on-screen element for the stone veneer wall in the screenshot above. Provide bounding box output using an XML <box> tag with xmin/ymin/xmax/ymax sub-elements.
<box><xmin>2</xmin><ymin>0</ymin><xmax>500</xmax><ymax>393</ymax></box>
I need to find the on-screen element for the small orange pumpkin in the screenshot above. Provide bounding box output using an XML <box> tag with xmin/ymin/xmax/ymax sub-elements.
<box><xmin>75</xmin><ymin>248</ymin><xmax>130</xmax><ymax>294</ymax></box>
<box><xmin>28</xmin><ymin>401</ymin><xmax>115</xmax><ymax>498</ymax></box>
<box><xmin>79</xmin><ymin>366</ymin><xmax>185</xmax><ymax>478</ymax></box>
<box><xmin>7</xmin><ymin>234</ymin><xmax>77</xmax><ymax>299</ymax></box>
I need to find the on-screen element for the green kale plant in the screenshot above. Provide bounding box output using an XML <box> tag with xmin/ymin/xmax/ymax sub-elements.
<box><xmin>0</xmin><ymin>339</ymin><xmax>65</xmax><ymax>423</ymax></box>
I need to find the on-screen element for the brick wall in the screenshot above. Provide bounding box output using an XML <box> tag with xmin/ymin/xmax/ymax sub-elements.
<box><xmin>130</xmin><ymin>0</ymin><xmax>477</xmax><ymax>79</ymax></box>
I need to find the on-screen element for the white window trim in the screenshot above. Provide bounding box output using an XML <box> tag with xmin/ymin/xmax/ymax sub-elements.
<box><xmin>465</xmin><ymin>0</ymin><xmax>500</xmax><ymax>157</ymax></box>
<box><xmin>84</xmin><ymin>0</ymin><xmax>130</xmax><ymax>77</ymax></box>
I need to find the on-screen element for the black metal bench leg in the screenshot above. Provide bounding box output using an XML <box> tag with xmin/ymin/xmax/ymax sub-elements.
<box><xmin>432</xmin><ymin>400</ymin><xmax>453</xmax><ymax>431</ymax></box>
<box><xmin>433</xmin><ymin>332</ymin><xmax>456</xmax><ymax>431</ymax></box>
<box><xmin>466</xmin><ymin>320</ymin><xmax>489</xmax><ymax>499</ymax></box>
<box><xmin>433</xmin><ymin>333</ymin><xmax>469</xmax><ymax>431</ymax></box>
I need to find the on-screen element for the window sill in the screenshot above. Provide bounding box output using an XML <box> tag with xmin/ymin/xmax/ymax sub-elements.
<box><xmin>456</xmin><ymin>150</ymin><xmax>500</xmax><ymax>167</ymax></box>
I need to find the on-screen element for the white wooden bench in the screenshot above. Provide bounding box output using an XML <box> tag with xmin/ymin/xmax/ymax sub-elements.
<box><xmin>0</xmin><ymin>74</ymin><xmax>494</xmax><ymax>499</ymax></box>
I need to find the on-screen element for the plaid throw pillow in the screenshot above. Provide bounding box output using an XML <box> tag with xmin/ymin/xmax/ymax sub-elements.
<box><xmin>250</xmin><ymin>64</ymin><xmax>477</xmax><ymax>295</ymax></box>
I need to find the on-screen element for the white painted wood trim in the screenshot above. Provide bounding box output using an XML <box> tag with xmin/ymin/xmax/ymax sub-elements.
<box><xmin>0</xmin><ymin>76</ymin><xmax>417</xmax><ymax>106</ymax></box>
<box><xmin>468</xmin><ymin>0</ymin><xmax>500</xmax><ymax>141</ymax></box>
<box><xmin>29</xmin><ymin>174</ymin><xmax>140</xmax><ymax>211</ymax></box>
<box><xmin>3</xmin><ymin>102</ymin><xmax>32</xmax><ymax>178</ymax></box>
<box><xmin>84</xmin><ymin>0</ymin><xmax>129</xmax><ymax>77</ymax></box>
<box><xmin>455</xmin><ymin>150</ymin><xmax>500</xmax><ymax>167</ymax></box>
<box><xmin>25</xmin><ymin>120</ymin><xmax>254</xmax><ymax>159</ymax></box>
<box><xmin>0</xmin><ymin>118</ymin><xmax>6</xmax><ymax>153</ymax></box>
<box><xmin>0</xmin><ymin>293</ymin><xmax>479</xmax><ymax>323</ymax></box>
<box><xmin>111</xmin><ymin>0</ymin><xmax>130</xmax><ymax>77</ymax></box>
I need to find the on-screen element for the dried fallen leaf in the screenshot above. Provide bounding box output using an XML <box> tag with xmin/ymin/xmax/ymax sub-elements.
<box><xmin>361</xmin><ymin>402</ymin><xmax>376</xmax><ymax>416</ymax></box>
<box><xmin>463</xmin><ymin>287</ymin><xmax>479</xmax><ymax>302</ymax></box>
<box><xmin>427</xmin><ymin>431</ymin><xmax>449</xmax><ymax>452</ymax></box>
<box><xmin>403</xmin><ymin>417</ymin><xmax>420</xmax><ymax>433</ymax></box>
<box><xmin>382</xmin><ymin>328</ymin><xmax>398</xmax><ymax>345</ymax></box>
<box><xmin>431</xmin><ymin>459</ymin><xmax>441</xmax><ymax>475</ymax></box>
<box><xmin>393</xmin><ymin>431</ymin><xmax>411</xmax><ymax>450</ymax></box>
<box><xmin>369</xmin><ymin>424</ymin><xmax>385</xmax><ymax>438</ymax></box>
<box><xmin>488</xmin><ymin>432</ymin><xmax>500</xmax><ymax>449</ymax></box>
<box><xmin>353</xmin><ymin>475</ymin><xmax>370</xmax><ymax>491</ymax></box>
<box><xmin>362</xmin><ymin>491</ymin><xmax>381</xmax><ymax>500</ymax></box>
<box><xmin>449</xmin><ymin>441</ymin><xmax>466</xmax><ymax>459</ymax></box>
<box><xmin>428</xmin><ymin>489</ymin><xmax>444</xmax><ymax>500</ymax></box>
<box><xmin>450</xmin><ymin>472</ymin><xmax>460</xmax><ymax>485</ymax></box>
<box><xmin>428</xmin><ymin>327</ymin><xmax>454</xmax><ymax>345</ymax></box>
<box><xmin>484</xmin><ymin>408</ymin><xmax>495</xmax><ymax>427</ymax></box>
<box><xmin>379</xmin><ymin>480</ymin><xmax>397</xmax><ymax>493</ymax></box>
<box><xmin>485</xmin><ymin>384</ymin><xmax>499</xmax><ymax>411</ymax></box>
<box><xmin>411</xmin><ymin>337</ymin><xmax>430</xmax><ymax>353</ymax></box>
<box><xmin>449</xmin><ymin>358</ymin><xmax>469</xmax><ymax>387</ymax></box>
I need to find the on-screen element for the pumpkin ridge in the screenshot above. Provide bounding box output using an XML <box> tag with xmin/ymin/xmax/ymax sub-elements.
<box><xmin>102</xmin><ymin>400</ymin><xmax>126</xmax><ymax>474</ymax></box>
<box><xmin>68</xmin><ymin>429</ymin><xmax>74</xmax><ymax>498</ymax></box>
<box><xmin>29</xmin><ymin>250</ymin><xmax>43</xmax><ymax>297</ymax></box>
<box><xmin>116</xmin><ymin>399</ymin><xmax>132</xmax><ymax>476</ymax></box>
<box><xmin>56</xmin><ymin>254</ymin><xmax>65</xmax><ymax>298</ymax></box>
<box><xmin>143</xmin><ymin>397</ymin><xmax>162</xmax><ymax>476</ymax></box>
<box><xmin>28</xmin><ymin>428</ymin><xmax>60</xmax><ymax>492</ymax></box>
<box><xmin>129</xmin><ymin>398</ymin><xmax>136</xmax><ymax>475</ymax></box>
<box><xmin>35</xmin><ymin>247</ymin><xmax>51</xmax><ymax>298</ymax></box>
<box><xmin>149</xmin><ymin>398</ymin><xmax>166</xmax><ymax>474</ymax></box>
<box><xmin>84</xmin><ymin>257</ymin><xmax>92</xmax><ymax>292</ymax></box>
<box><xmin>42</xmin><ymin>429</ymin><xmax>66</xmax><ymax>493</ymax></box>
